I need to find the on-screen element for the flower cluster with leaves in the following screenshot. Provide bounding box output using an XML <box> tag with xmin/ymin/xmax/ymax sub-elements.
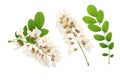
<box><xmin>8</xmin><ymin>12</ymin><xmax>61</xmax><ymax>67</ymax></box>
<box><xmin>83</xmin><ymin>5</ymin><xmax>114</xmax><ymax>64</ymax></box>
<box><xmin>57</xmin><ymin>12</ymin><xmax>93</xmax><ymax>66</ymax></box>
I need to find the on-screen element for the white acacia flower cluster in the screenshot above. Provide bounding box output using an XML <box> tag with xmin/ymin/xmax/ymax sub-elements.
<box><xmin>15</xmin><ymin>28</ymin><xmax>61</xmax><ymax>67</ymax></box>
<box><xmin>57</xmin><ymin>12</ymin><xmax>93</xmax><ymax>55</ymax></box>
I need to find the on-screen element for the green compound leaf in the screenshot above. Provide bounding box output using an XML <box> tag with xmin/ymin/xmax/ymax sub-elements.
<box><xmin>40</xmin><ymin>28</ymin><xmax>49</xmax><ymax>37</ymax></box>
<box><xmin>83</xmin><ymin>16</ymin><xmax>96</xmax><ymax>24</ymax></box>
<box><xmin>99</xmin><ymin>43</ymin><xmax>108</xmax><ymax>48</ymax></box>
<box><xmin>88</xmin><ymin>24</ymin><xmax>101</xmax><ymax>32</ymax></box>
<box><xmin>23</xmin><ymin>25</ymin><xmax>28</xmax><ymax>36</ymax></box>
<box><xmin>34</xmin><ymin>12</ymin><xmax>44</xmax><ymax>30</ymax></box>
<box><xmin>83</xmin><ymin>5</ymin><xmax>114</xmax><ymax>63</ymax></box>
<box><xmin>94</xmin><ymin>34</ymin><xmax>105</xmax><ymax>41</ymax></box>
<box><xmin>28</xmin><ymin>19</ymin><xmax>35</xmax><ymax>31</ymax></box>
<box><xmin>26</xmin><ymin>36</ymin><xmax>36</xmax><ymax>44</ymax></box>
<box><xmin>96</xmin><ymin>10</ymin><xmax>104</xmax><ymax>23</ymax></box>
<box><xmin>102</xmin><ymin>21</ymin><xmax>109</xmax><ymax>33</ymax></box>
<box><xmin>109</xmin><ymin>42</ymin><xmax>114</xmax><ymax>50</ymax></box>
<box><xmin>15</xmin><ymin>32</ymin><xmax>20</xmax><ymax>38</ymax></box>
<box><xmin>110</xmin><ymin>54</ymin><xmax>114</xmax><ymax>58</ymax></box>
<box><xmin>17</xmin><ymin>39</ymin><xmax>24</xmax><ymax>46</ymax></box>
<box><xmin>106</xmin><ymin>32</ymin><xmax>112</xmax><ymax>41</ymax></box>
<box><xmin>102</xmin><ymin>53</ymin><xmax>109</xmax><ymax>56</ymax></box>
<box><xmin>87</xmin><ymin>5</ymin><xmax>98</xmax><ymax>17</ymax></box>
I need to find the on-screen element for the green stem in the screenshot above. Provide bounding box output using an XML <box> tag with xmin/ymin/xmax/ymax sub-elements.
<box><xmin>8</xmin><ymin>39</ymin><xmax>18</xmax><ymax>43</ymax></box>
<box><xmin>77</xmin><ymin>41</ymin><xmax>89</xmax><ymax>66</ymax></box>
<box><xmin>8</xmin><ymin>38</ymin><xmax>46</xmax><ymax>54</ymax></box>
<box><xmin>71</xmin><ymin>29</ymin><xmax>89</xmax><ymax>66</ymax></box>
<box><xmin>107</xmin><ymin>41</ymin><xmax>111</xmax><ymax>64</ymax></box>
<box><xmin>101</xmin><ymin>25</ymin><xmax>111</xmax><ymax>64</ymax></box>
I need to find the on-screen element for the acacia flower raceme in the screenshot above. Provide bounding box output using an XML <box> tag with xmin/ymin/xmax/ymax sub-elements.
<box><xmin>23</xmin><ymin>33</ymin><xmax>61</xmax><ymax>67</ymax></box>
<box><xmin>8</xmin><ymin>12</ymin><xmax>61</xmax><ymax>67</ymax></box>
<box><xmin>57</xmin><ymin>12</ymin><xmax>93</xmax><ymax>66</ymax></box>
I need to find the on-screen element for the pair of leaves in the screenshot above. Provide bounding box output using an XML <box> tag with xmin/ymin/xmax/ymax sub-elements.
<box><xmin>102</xmin><ymin>53</ymin><xmax>114</xmax><ymax>58</ymax></box>
<box><xmin>87</xmin><ymin>21</ymin><xmax>108</xmax><ymax>33</ymax></box>
<box><xmin>87</xmin><ymin>22</ymin><xmax>108</xmax><ymax>33</ymax></box>
<box><xmin>94</xmin><ymin>32</ymin><xmax>112</xmax><ymax>41</ymax></box>
<box><xmin>86</xmin><ymin>5</ymin><xmax>104</xmax><ymax>23</ymax></box>
<box><xmin>100</xmin><ymin>42</ymin><xmax>114</xmax><ymax>50</ymax></box>
<box><xmin>28</xmin><ymin>12</ymin><xmax>44</xmax><ymax>31</ymax></box>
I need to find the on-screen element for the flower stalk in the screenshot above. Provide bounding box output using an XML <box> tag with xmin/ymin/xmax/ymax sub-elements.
<box><xmin>57</xmin><ymin>12</ymin><xmax>92</xmax><ymax>66</ymax></box>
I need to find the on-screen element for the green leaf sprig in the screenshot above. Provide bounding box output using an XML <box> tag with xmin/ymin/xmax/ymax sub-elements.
<box><xmin>83</xmin><ymin>5</ymin><xmax>114</xmax><ymax>64</ymax></box>
<box><xmin>8</xmin><ymin>11</ymin><xmax>49</xmax><ymax>45</ymax></box>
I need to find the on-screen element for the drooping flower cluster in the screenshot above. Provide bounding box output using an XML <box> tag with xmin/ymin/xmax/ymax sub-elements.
<box><xmin>9</xmin><ymin>28</ymin><xmax>61</xmax><ymax>67</ymax></box>
<box><xmin>57</xmin><ymin>12</ymin><xmax>93</xmax><ymax>66</ymax></box>
<box><xmin>8</xmin><ymin>12</ymin><xmax>61</xmax><ymax>67</ymax></box>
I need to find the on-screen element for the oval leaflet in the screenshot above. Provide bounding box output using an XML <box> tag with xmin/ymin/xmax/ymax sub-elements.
<box><xmin>106</xmin><ymin>32</ymin><xmax>112</xmax><ymax>41</ymax></box>
<box><xmin>94</xmin><ymin>34</ymin><xmax>105</xmax><ymax>41</ymax></box>
<box><xmin>99</xmin><ymin>43</ymin><xmax>107</xmax><ymax>48</ymax></box>
<box><xmin>87</xmin><ymin>5</ymin><xmax>98</xmax><ymax>17</ymax></box>
<box><xmin>83</xmin><ymin>16</ymin><xmax>96</xmax><ymax>24</ymax></box>
<box><xmin>88</xmin><ymin>24</ymin><xmax>101</xmax><ymax>32</ymax></box>
<box><xmin>96</xmin><ymin>10</ymin><xmax>104</xmax><ymax>23</ymax></box>
<box><xmin>109</xmin><ymin>42</ymin><xmax>114</xmax><ymax>49</ymax></box>
<box><xmin>102</xmin><ymin>21</ymin><xmax>109</xmax><ymax>33</ymax></box>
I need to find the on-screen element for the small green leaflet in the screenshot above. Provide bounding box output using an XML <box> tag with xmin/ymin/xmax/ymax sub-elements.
<box><xmin>23</xmin><ymin>25</ymin><xmax>28</xmax><ymax>36</ymax></box>
<box><xmin>102</xmin><ymin>53</ymin><xmax>108</xmax><ymax>56</ymax></box>
<box><xmin>26</xmin><ymin>36</ymin><xmax>36</xmax><ymax>44</ymax></box>
<box><xmin>110</xmin><ymin>54</ymin><xmax>114</xmax><ymax>58</ymax></box>
<box><xmin>99</xmin><ymin>43</ymin><xmax>107</xmax><ymax>48</ymax></box>
<box><xmin>15</xmin><ymin>32</ymin><xmax>20</xmax><ymax>38</ymax></box>
<box><xmin>40</xmin><ymin>28</ymin><xmax>49</xmax><ymax>37</ymax></box>
<box><xmin>109</xmin><ymin>42</ymin><xmax>114</xmax><ymax>49</ymax></box>
<box><xmin>28</xmin><ymin>19</ymin><xmax>35</xmax><ymax>31</ymax></box>
<box><xmin>94</xmin><ymin>34</ymin><xmax>105</xmax><ymax>41</ymax></box>
<box><xmin>106</xmin><ymin>32</ymin><xmax>112</xmax><ymax>41</ymax></box>
<box><xmin>17</xmin><ymin>39</ymin><xmax>24</xmax><ymax>46</ymax></box>
<box><xmin>87</xmin><ymin>5</ymin><xmax>97</xmax><ymax>17</ymax></box>
<box><xmin>34</xmin><ymin>12</ymin><xmax>44</xmax><ymax>29</ymax></box>
<box><xmin>83</xmin><ymin>16</ymin><xmax>96</xmax><ymax>24</ymax></box>
<box><xmin>88</xmin><ymin>24</ymin><xmax>101</xmax><ymax>32</ymax></box>
<box><xmin>102</xmin><ymin>21</ymin><xmax>109</xmax><ymax>33</ymax></box>
<box><xmin>96</xmin><ymin>10</ymin><xmax>104</xmax><ymax>23</ymax></box>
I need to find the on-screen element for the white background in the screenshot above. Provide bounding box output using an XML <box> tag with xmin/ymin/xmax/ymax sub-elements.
<box><xmin>0</xmin><ymin>0</ymin><xmax>120</xmax><ymax>80</ymax></box>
